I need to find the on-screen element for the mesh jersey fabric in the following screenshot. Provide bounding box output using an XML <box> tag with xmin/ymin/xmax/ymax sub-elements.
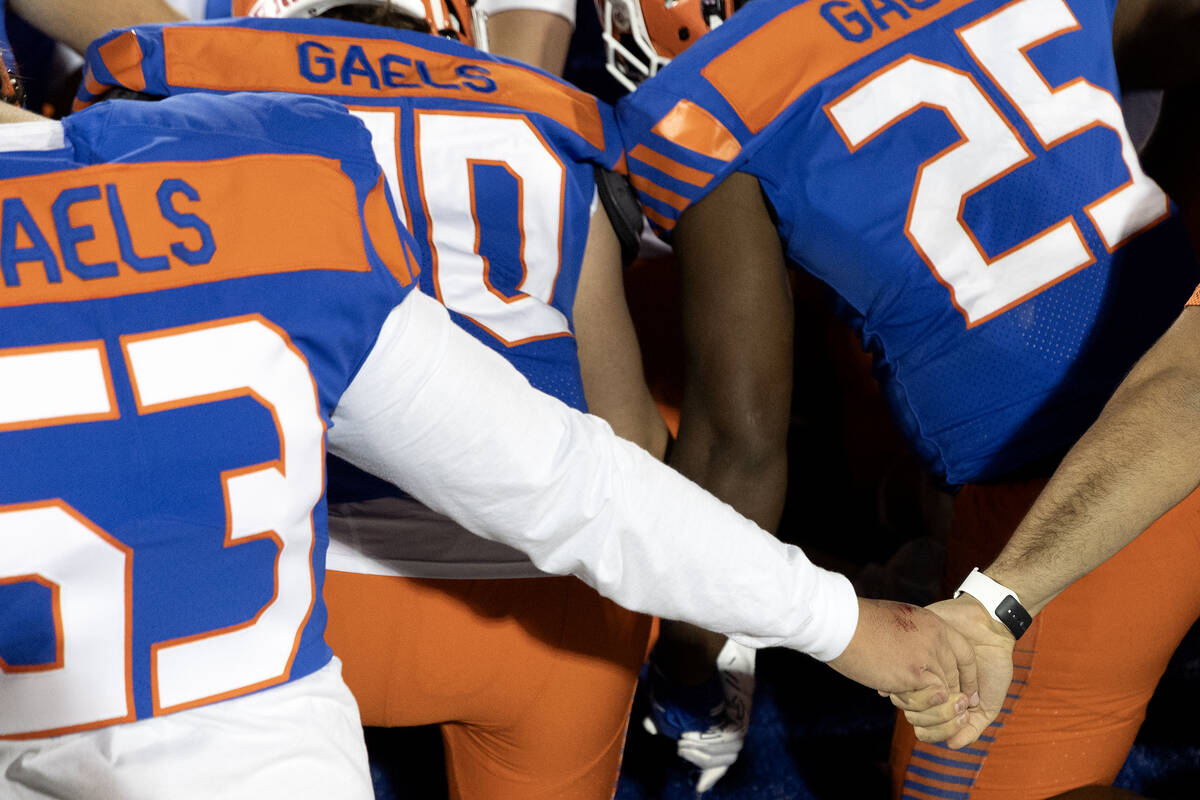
<box><xmin>616</xmin><ymin>0</ymin><xmax>1200</xmax><ymax>485</ymax></box>
<box><xmin>77</xmin><ymin>16</ymin><xmax>626</xmax><ymax>577</ymax></box>
<box><xmin>0</xmin><ymin>91</ymin><xmax>416</xmax><ymax>738</ymax></box>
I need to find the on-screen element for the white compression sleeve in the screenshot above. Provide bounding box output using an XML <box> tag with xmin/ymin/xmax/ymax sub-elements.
<box><xmin>327</xmin><ymin>292</ymin><xmax>858</xmax><ymax>660</ymax></box>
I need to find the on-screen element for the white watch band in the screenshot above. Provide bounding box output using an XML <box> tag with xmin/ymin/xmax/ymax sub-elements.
<box><xmin>953</xmin><ymin>568</ymin><xmax>1032</xmax><ymax>639</ymax></box>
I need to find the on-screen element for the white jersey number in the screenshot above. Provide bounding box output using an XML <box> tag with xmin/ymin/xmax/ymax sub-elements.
<box><xmin>0</xmin><ymin>318</ymin><xmax>323</xmax><ymax>737</ymax></box>
<box><xmin>352</xmin><ymin>107</ymin><xmax>571</xmax><ymax>346</ymax></box>
<box><xmin>825</xmin><ymin>0</ymin><xmax>1167</xmax><ymax>327</ymax></box>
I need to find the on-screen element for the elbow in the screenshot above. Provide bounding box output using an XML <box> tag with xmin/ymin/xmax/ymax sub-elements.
<box><xmin>722</xmin><ymin>408</ymin><xmax>790</xmax><ymax>477</ymax></box>
<box><xmin>1122</xmin><ymin>362</ymin><xmax>1200</xmax><ymax>417</ymax></box>
<box><xmin>678</xmin><ymin>396</ymin><xmax>789</xmax><ymax>480</ymax></box>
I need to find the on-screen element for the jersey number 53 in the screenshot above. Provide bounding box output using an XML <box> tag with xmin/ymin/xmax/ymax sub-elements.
<box><xmin>0</xmin><ymin>317</ymin><xmax>322</xmax><ymax>738</ymax></box>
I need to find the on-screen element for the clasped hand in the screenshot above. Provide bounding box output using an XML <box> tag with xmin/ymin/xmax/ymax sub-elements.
<box><xmin>826</xmin><ymin>597</ymin><xmax>1008</xmax><ymax>748</ymax></box>
<box><xmin>876</xmin><ymin>595</ymin><xmax>1016</xmax><ymax>749</ymax></box>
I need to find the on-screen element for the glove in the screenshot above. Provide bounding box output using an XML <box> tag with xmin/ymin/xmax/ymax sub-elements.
<box><xmin>643</xmin><ymin>639</ymin><xmax>756</xmax><ymax>794</ymax></box>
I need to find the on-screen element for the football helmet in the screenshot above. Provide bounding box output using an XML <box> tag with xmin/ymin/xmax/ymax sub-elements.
<box><xmin>246</xmin><ymin>0</ymin><xmax>486</xmax><ymax>50</ymax></box>
<box><xmin>0</xmin><ymin>49</ymin><xmax>23</xmax><ymax>108</ymax></box>
<box><xmin>1</xmin><ymin>67</ymin><xmax>22</xmax><ymax>108</ymax></box>
<box><xmin>597</xmin><ymin>0</ymin><xmax>733</xmax><ymax>91</ymax></box>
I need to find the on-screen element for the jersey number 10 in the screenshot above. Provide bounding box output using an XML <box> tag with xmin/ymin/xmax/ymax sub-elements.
<box><xmin>352</xmin><ymin>107</ymin><xmax>573</xmax><ymax>346</ymax></box>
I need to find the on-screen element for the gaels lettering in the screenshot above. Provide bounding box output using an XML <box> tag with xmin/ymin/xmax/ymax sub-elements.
<box><xmin>1</xmin><ymin>179</ymin><xmax>214</xmax><ymax>290</ymax></box>
<box><xmin>820</xmin><ymin>0</ymin><xmax>941</xmax><ymax>42</ymax></box>
<box><xmin>298</xmin><ymin>41</ymin><xmax>497</xmax><ymax>93</ymax></box>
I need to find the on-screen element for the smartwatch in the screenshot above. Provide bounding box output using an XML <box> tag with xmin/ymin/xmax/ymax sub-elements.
<box><xmin>953</xmin><ymin>568</ymin><xmax>1033</xmax><ymax>640</ymax></box>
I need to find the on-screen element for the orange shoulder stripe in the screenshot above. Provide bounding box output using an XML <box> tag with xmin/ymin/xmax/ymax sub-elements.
<box><xmin>642</xmin><ymin>205</ymin><xmax>677</xmax><ymax>232</ymax></box>
<box><xmin>98</xmin><ymin>31</ymin><xmax>149</xmax><ymax>93</ymax></box>
<box><xmin>628</xmin><ymin>144</ymin><xmax>713</xmax><ymax>188</ymax></box>
<box><xmin>650</xmin><ymin>99</ymin><xmax>740</xmax><ymax>162</ymax></box>
<box><xmin>630</xmin><ymin>173</ymin><xmax>691</xmax><ymax>212</ymax></box>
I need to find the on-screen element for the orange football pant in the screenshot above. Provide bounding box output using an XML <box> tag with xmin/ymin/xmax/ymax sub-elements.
<box><xmin>892</xmin><ymin>480</ymin><xmax>1200</xmax><ymax>800</ymax></box>
<box><xmin>323</xmin><ymin>572</ymin><xmax>653</xmax><ymax>800</ymax></box>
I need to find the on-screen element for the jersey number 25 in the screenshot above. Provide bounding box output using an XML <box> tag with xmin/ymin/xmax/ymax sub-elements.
<box><xmin>826</xmin><ymin>0</ymin><xmax>1167</xmax><ymax>327</ymax></box>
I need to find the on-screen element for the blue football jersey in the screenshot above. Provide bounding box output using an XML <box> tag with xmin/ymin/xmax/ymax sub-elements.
<box><xmin>78</xmin><ymin>17</ymin><xmax>626</xmax><ymax>504</ymax></box>
<box><xmin>203</xmin><ymin>0</ymin><xmax>242</xmax><ymax>15</ymax></box>
<box><xmin>0</xmin><ymin>91</ymin><xmax>418</xmax><ymax>738</ymax></box>
<box><xmin>0</xmin><ymin>3</ymin><xmax>13</xmax><ymax>93</ymax></box>
<box><xmin>618</xmin><ymin>0</ymin><xmax>1200</xmax><ymax>484</ymax></box>
<box><xmin>78</xmin><ymin>17</ymin><xmax>624</xmax><ymax>412</ymax></box>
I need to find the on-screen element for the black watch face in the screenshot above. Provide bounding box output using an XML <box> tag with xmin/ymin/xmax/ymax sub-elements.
<box><xmin>996</xmin><ymin>595</ymin><xmax>1033</xmax><ymax>639</ymax></box>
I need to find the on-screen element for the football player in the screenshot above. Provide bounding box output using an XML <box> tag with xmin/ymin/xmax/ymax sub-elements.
<box><xmin>76</xmin><ymin>3</ymin><xmax>669</xmax><ymax>796</ymax></box>
<box><xmin>0</xmin><ymin>90</ymin><xmax>975</xmax><ymax>799</ymax></box>
<box><xmin>610</xmin><ymin>0</ymin><xmax>1200</xmax><ymax>796</ymax></box>
<box><xmin>897</xmin><ymin>289</ymin><xmax>1200</xmax><ymax>800</ymax></box>
<box><xmin>72</xmin><ymin>3</ymin><xmax>983</xmax><ymax>797</ymax></box>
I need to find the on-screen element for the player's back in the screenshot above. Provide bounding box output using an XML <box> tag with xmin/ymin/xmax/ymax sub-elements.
<box><xmin>0</xmin><ymin>91</ymin><xmax>416</xmax><ymax>738</ymax></box>
<box><xmin>78</xmin><ymin>16</ymin><xmax>623</xmax><ymax>408</ymax></box>
<box><xmin>618</xmin><ymin>0</ymin><xmax>1200</xmax><ymax>484</ymax></box>
<box><xmin>78</xmin><ymin>16</ymin><xmax>630</xmax><ymax>576</ymax></box>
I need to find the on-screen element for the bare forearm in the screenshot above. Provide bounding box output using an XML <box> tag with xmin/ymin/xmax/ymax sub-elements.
<box><xmin>331</xmin><ymin>292</ymin><xmax>859</xmax><ymax>657</ymax></box>
<box><xmin>670</xmin><ymin>171</ymin><xmax>794</xmax><ymax>532</ymax></box>
<box><xmin>10</xmin><ymin>0</ymin><xmax>185</xmax><ymax>54</ymax></box>
<box><xmin>575</xmin><ymin>208</ymin><xmax>669</xmax><ymax>460</ymax></box>
<box><xmin>654</xmin><ymin>173</ymin><xmax>793</xmax><ymax>668</ymax></box>
<box><xmin>660</xmin><ymin>398</ymin><xmax>789</xmax><ymax>668</ymax></box>
<box><xmin>593</xmin><ymin>386</ymin><xmax>669</xmax><ymax>461</ymax></box>
<box><xmin>988</xmin><ymin>308</ymin><xmax>1200</xmax><ymax>613</ymax></box>
<box><xmin>668</xmin><ymin>409</ymin><xmax>789</xmax><ymax>532</ymax></box>
<box><xmin>484</xmin><ymin>10</ymin><xmax>571</xmax><ymax>75</ymax></box>
<box><xmin>0</xmin><ymin>103</ymin><xmax>43</xmax><ymax>123</ymax></box>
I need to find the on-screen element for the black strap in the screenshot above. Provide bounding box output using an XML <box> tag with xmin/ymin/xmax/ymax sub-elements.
<box><xmin>594</xmin><ymin>165</ymin><xmax>644</xmax><ymax>268</ymax></box>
